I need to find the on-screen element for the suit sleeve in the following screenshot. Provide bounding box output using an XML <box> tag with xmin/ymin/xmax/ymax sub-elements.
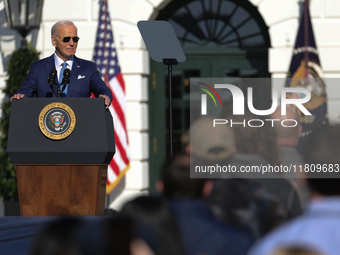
<box><xmin>89</xmin><ymin>63</ymin><xmax>113</xmax><ymax>105</ymax></box>
<box><xmin>15</xmin><ymin>63</ymin><xmax>38</xmax><ymax>97</ymax></box>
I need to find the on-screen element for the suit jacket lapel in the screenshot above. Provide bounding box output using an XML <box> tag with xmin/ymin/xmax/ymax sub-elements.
<box><xmin>67</xmin><ymin>56</ymin><xmax>81</xmax><ymax>97</ymax></box>
<box><xmin>45</xmin><ymin>55</ymin><xmax>58</xmax><ymax>97</ymax></box>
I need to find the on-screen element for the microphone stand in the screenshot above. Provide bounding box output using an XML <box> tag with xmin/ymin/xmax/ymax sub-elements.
<box><xmin>57</xmin><ymin>84</ymin><xmax>61</xmax><ymax>98</ymax></box>
<box><xmin>48</xmin><ymin>69</ymin><xmax>70</xmax><ymax>98</ymax></box>
<box><xmin>163</xmin><ymin>58</ymin><xmax>178</xmax><ymax>158</ymax></box>
<box><xmin>48</xmin><ymin>76</ymin><xmax>58</xmax><ymax>97</ymax></box>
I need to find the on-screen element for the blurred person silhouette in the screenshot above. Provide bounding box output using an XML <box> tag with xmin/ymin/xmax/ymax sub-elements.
<box><xmin>271</xmin><ymin>106</ymin><xmax>303</xmax><ymax>168</ymax></box>
<box><xmin>207</xmin><ymin>178</ymin><xmax>286</xmax><ymax>240</ymax></box>
<box><xmin>31</xmin><ymin>215</ymin><xmax>153</xmax><ymax>255</ymax></box>
<box><xmin>220</xmin><ymin>104</ymin><xmax>280</xmax><ymax>167</ymax></box>
<box><xmin>248</xmin><ymin>125</ymin><xmax>340</xmax><ymax>255</ymax></box>
<box><xmin>120</xmin><ymin>195</ymin><xmax>186</xmax><ymax>255</ymax></box>
<box><xmin>271</xmin><ymin>246</ymin><xmax>324</xmax><ymax>255</ymax></box>
<box><xmin>74</xmin><ymin>216</ymin><xmax>135</xmax><ymax>255</ymax></box>
<box><xmin>221</xmin><ymin>105</ymin><xmax>303</xmax><ymax>221</ymax></box>
<box><xmin>30</xmin><ymin>217</ymin><xmax>84</xmax><ymax>255</ymax></box>
<box><xmin>271</xmin><ymin>105</ymin><xmax>309</xmax><ymax>208</ymax></box>
<box><xmin>184</xmin><ymin>116</ymin><xmax>286</xmax><ymax>240</ymax></box>
<box><xmin>157</xmin><ymin>152</ymin><xmax>253</xmax><ymax>255</ymax></box>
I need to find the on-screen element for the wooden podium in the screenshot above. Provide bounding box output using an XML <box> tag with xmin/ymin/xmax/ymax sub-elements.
<box><xmin>7</xmin><ymin>98</ymin><xmax>115</xmax><ymax>216</ymax></box>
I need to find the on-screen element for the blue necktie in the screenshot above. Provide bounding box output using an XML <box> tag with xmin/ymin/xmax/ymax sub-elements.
<box><xmin>59</xmin><ymin>62</ymin><xmax>68</xmax><ymax>95</ymax></box>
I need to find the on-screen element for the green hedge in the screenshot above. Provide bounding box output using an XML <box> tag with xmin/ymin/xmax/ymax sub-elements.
<box><xmin>0</xmin><ymin>46</ymin><xmax>40</xmax><ymax>200</ymax></box>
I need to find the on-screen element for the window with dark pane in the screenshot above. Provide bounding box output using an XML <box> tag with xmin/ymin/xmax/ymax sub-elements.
<box><xmin>166</xmin><ymin>0</ymin><xmax>270</xmax><ymax>48</ymax></box>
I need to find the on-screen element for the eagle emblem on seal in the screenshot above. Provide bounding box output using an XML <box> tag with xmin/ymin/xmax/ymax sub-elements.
<box><xmin>49</xmin><ymin>112</ymin><xmax>66</xmax><ymax>131</ymax></box>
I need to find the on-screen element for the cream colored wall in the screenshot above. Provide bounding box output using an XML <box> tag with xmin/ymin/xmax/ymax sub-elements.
<box><xmin>0</xmin><ymin>0</ymin><xmax>340</xmax><ymax>212</ymax></box>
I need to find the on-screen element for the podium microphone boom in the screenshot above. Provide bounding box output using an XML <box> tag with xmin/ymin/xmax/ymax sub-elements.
<box><xmin>48</xmin><ymin>69</ymin><xmax>57</xmax><ymax>96</ymax></box>
<box><xmin>62</xmin><ymin>69</ymin><xmax>71</xmax><ymax>92</ymax></box>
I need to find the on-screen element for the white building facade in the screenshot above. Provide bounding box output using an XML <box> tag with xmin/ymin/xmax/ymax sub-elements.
<box><xmin>0</xmin><ymin>0</ymin><xmax>340</xmax><ymax>210</ymax></box>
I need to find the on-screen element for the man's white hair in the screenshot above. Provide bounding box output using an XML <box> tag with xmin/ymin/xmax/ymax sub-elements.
<box><xmin>51</xmin><ymin>21</ymin><xmax>77</xmax><ymax>36</ymax></box>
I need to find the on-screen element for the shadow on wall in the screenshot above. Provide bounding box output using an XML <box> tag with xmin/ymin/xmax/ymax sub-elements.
<box><xmin>107</xmin><ymin>175</ymin><xmax>126</xmax><ymax>209</ymax></box>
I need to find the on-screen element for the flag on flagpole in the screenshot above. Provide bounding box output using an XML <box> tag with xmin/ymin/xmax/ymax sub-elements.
<box><xmin>93</xmin><ymin>0</ymin><xmax>130</xmax><ymax>194</ymax></box>
<box><xmin>286</xmin><ymin>0</ymin><xmax>328</xmax><ymax>141</ymax></box>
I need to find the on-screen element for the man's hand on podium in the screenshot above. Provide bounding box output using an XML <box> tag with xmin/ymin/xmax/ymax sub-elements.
<box><xmin>99</xmin><ymin>94</ymin><xmax>111</xmax><ymax>109</ymax></box>
<box><xmin>10</xmin><ymin>93</ymin><xmax>26</xmax><ymax>102</ymax></box>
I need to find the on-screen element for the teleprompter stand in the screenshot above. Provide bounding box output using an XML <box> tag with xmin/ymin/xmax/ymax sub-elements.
<box><xmin>7</xmin><ymin>98</ymin><xmax>115</xmax><ymax>216</ymax></box>
<box><xmin>138</xmin><ymin>21</ymin><xmax>186</xmax><ymax>157</ymax></box>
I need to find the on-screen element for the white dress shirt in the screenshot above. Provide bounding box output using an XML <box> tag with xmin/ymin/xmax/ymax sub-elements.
<box><xmin>54</xmin><ymin>53</ymin><xmax>74</xmax><ymax>83</ymax></box>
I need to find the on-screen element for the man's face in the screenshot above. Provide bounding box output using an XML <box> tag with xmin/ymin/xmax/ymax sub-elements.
<box><xmin>52</xmin><ymin>25</ymin><xmax>78</xmax><ymax>61</ymax></box>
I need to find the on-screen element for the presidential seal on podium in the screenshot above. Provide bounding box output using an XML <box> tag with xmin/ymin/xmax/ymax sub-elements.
<box><xmin>38</xmin><ymin>102</ymin><xmax>76</xmax><ymax>140</ymax></box>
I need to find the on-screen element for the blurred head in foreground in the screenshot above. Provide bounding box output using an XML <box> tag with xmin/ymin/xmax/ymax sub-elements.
<box><xmin>30</xmin><ymin>217</ymin><xmax>83</xmax><ymax>255</ymax></box>
<box><xmin>31</xmin><ymin>216</ymin><xmax>153</xmax><ymax>255</ymax></box>
<box><xmin>221</xmin><ymin>105</ymin><xmax>280</xmax><ymax>166</ymax></box>
<box><xmin>271</xmin><ymin>246</ymin><xmax>324</xmax><ymax>255</ymax></box>
<box><xmin>121</xmin><ymin>195</ymin><xmax>185</xmax><ymax>255</ymax></box>
<box><xmin>159</xmin><ymin>153</ymin><xmax>212</xmax><ymax>199</ymax></box>
<box><xmin>182</xmin><ymin>116</ymin><xmax>236</xmax><ymax>165</ymax></box>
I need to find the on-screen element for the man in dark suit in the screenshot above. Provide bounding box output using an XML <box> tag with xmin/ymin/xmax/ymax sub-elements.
<box><xmin>11</xmin><ymin>20</ymin><xmax>112</xmax><ymax>108</ymax></box>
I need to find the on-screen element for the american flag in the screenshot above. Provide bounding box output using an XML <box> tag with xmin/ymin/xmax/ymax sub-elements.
<box><xmin>93</xmin><ymin>0</ymin><xmax>130</xmax><ymax>194</ymax></box>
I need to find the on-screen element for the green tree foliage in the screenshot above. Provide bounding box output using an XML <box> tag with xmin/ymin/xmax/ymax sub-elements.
<box><xmin>0</xmin><ymin>46</ymin><xmax>40</xmax><ymax>200</ymax></box>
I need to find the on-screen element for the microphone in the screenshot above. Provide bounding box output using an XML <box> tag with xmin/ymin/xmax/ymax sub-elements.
<box><xmin>48</xmin><ymin>69</ymin><xmax>57</xmax><ymax>95</ymax></box>
<box><xmin>61</xmin><ymin>69</ymin><xmax>71</xmax><ymax>92</ymax></box>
